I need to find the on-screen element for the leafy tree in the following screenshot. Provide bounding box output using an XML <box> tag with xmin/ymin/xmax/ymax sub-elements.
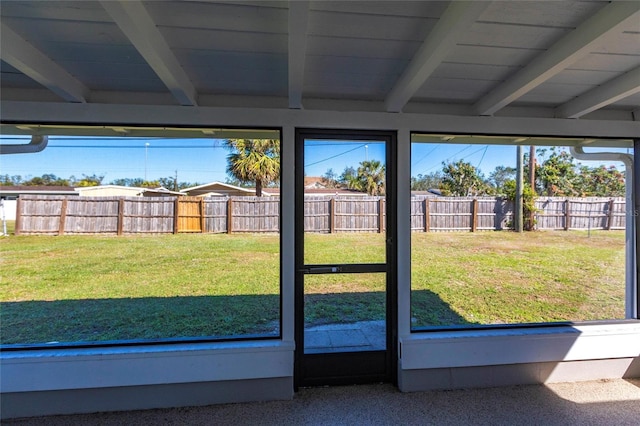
<box><xmin>575</xmin><ymin>165</ymin><xmax>624</xmax><ymax>197</ymax></box>
<box><xmin>110</xmin><ymin>177</ymin><xmax>145</xmax><ymax>187</ymax></box>
<box><xmin>23</xmin><ymin>174</ymin><xmax>70</xmax><ymax>186</ymax></box>
<box><xmin>158</xmin><ymin>176</ymin><xmax>179</xmax><ymax>191</ymax></box>
<box><xmin>339</xmin><ymin>166</ymin><xmax>360</xmax><ymax>190</ymax></box>
<box><xmin>0</xmin><ymin>174</ymin><xmax>22</xmax><ymax>186</ymax></box>
<box><xmin>357</xmin><ymin>160</ymin><xmax>386</xmax><ymax>195</ymax></box>
<box><xmin>503</xmin><ymin>180</ymin><xmax>537</xmax><ymax>230</ymax></box>
<box><xmin>488</xmin><ymin>166</ymin><xmax>516</xmax><ymax>194</ymax></box>
<box><xmin>224</xmin><ymin>139</ymin><xmax>280</xmax><ymax>196</ymax></box>
<box><xmin>411</xmin><ymin>172</ymin><xmax>443</xmax><ymax>191</ymax></box>
<box><xmin>73</xmin><ymin>174</ymin><xmax>104</xmax><ymax>187</ymax></box>
<box><xmin>440</xmin><ymin>160</ymin><xmax>489</xmax><ymax>196</ymax></box>
<box><xmin>536</xmin><ymin>148</ymin><xmax>579</xmax><ymax>196</ymax></box>
<box><xmin>321</xmin><ymin>168</ymin><xmax>340</xmax><ymax>189</ymax></box>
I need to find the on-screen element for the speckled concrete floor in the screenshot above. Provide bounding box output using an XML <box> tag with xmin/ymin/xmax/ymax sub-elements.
<box><xmin>6</xmin><ymin>379</ymin><xmax>640</xmax><ymax>426</ymax></box>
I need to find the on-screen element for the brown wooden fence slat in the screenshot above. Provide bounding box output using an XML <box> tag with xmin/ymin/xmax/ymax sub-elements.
<box><xmin>13</xmin><ymin>195</ymin><xmax>627</xmax><ymax>235</ymax></box>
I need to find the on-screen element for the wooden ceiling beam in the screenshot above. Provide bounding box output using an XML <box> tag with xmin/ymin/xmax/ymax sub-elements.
<box><xmin>0</xmin><ymin>23</ymin><xmax>88</xmax><ymax>103</ymax></box>
<box><xmin>556</xmin><ymin>67</ymin><xmax>640</xmax><ymax>119</ymax></box>
<box><xmin>474</xmin><ymin>1</ymin><xmax>640</xmax><ymax>116</ymax></box>
<box><xmin>384</xmin><ymin>1</ymin><xmax>490</xmax><ymax>113</ymax></box>
<box><xmin>101</xmin><ymin>1</ymin><xmax>198</xmax><ymax>106</ymax></box>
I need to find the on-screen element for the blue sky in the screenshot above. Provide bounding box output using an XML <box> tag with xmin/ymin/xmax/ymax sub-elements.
<box><xmin>0</xmin><ymin>135</ymin><xmax>628</xmax><ymax>185</ymax></box>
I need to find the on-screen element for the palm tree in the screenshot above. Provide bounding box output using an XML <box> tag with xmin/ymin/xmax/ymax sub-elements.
<box><xmin>357</xmin><ymin>160</ymin><xmax>385</xmax><ymax>196</ymax></box>
<box><xmin>224</xmin><ymin>139</ymin><xmax>280</xmax><ymax>196</ymax></box>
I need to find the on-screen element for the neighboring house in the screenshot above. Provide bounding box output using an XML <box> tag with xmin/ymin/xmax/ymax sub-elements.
<box><xmin>181</xmin><ymin>181</ymin><xmax>269</xmax><ymax>197</ymax></box>
<box><xmin>411</xmin><ymin>189</ymin><xmax>442</xmax><ymax>197</ymax></box>
<box><xmin>261</xmin><ymin>187</ymin><xmax>370</xmax><ymax>197</ymax></box>
<box><xmin>75</xmin><ymin>185</ymin><xmax>183</xmax><ymax>197</ymax></box>
<box><xmin>0</xmin><ymin>186</ymin><xmax>78</xmax><ymax>220</ymax></box>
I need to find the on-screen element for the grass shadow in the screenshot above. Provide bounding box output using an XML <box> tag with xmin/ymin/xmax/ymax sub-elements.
<box><xmin>411</xmin><ymin>289</ymin><xmax>475</xmax><ymax>328</ymax></box>
<box><xmin>1</xmin><ymin>295</ymin><xmax>280</xmax><ymax>346</ymax></box>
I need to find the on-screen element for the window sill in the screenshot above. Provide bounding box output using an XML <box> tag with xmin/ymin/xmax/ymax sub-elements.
<box><xmin>1</xmin><ymin>340</ymin><xmax>295</xmax><ymax>393</ymax></box>
<box><xmin>400</xmin><ymin>322</ymin><xmax>640</xmax><ymax>370</ymax></box>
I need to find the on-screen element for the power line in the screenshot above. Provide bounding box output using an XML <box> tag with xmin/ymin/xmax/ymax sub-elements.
<box><xmin>304</xmin><ymin>144</ymin><xmax>367</xmax><ymax>168</ymax></box>
<box><xmin>412</xmin><ymin>144</ymin><xmax>440</xmax><ymax>168</ymax></box>
<box><xmin>476</xmin><ymin>146</ymin><xmax>489</xmax><ymax>169</ymax></box>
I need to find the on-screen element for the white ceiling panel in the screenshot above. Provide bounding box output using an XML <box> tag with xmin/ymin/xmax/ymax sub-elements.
<box><xmin>610</xmin><ymin>92</ymin><xmax>640</xmax><ymax>109</ymax></box>
<box><xmin>460</xmin><ymin>22</ymin><xmax>571</xmax><ymax>50</ymax></box>
<box><xmin>446</xmin><ymin>45</ymin><xmax>543</xmax><ymax>67</ymax></box>
<box><xmin>145</xmin><ymin>1</ymin><xmax>287</xmax><ymax>34</ymax></box>
<box><xmin>306</xmin><ymin>36</ymin><xmax>421</xmax><ymax>60</ymax></box>
<box><xmin>309</xmin><ymin>1</ymin><xmax>447</xmax><ymax>19</ymax></box>
<box><xmin>590</xmin><ymin>31</ymin><xmax>640</xmax><ymax>56</ymax></box>
<box><xmin>36</xmin><ymin>42</ymin><xmax>147</xmax><ymax>65</ymax></box>
<box><xmin>305</xmin><ymin>70</ymin><xmax>397</xmax><ymax>91</ymax></box>
<box><xmin>158</xmin><ymin>27</ymin><xmax>287</xmax><ymax>53</ymax></box>
<box><xmin>570</xmin><ymin>53</ymin><xmax>640</xmax><ymax>72</ymax></box>
<box><xmin>2</xmin><ymin>17</ymin><xmax>128</xmax><ymax>46</ymax></box>
<box><xmin>547</xmin><ymin>69</ymin><xmax>624</xmax><ymax>86</ymax></box>
<box><xmin>0</xmin><ymin>1</ymin><xmax>111</xmax><ymax>22</ymax></box>
<box><xmin>307</xmin><ymin>10</ymin><xmax>436</xmax><ymax>41</ymax></box>
<box><xmin>0</xmin><ymin>1</ymin><xmax>637</xmax><ymax>119</ymax></box>
<box><xmin>517</xmin><ymin>82</ymin><xmax>597</xmax><ymax>105</ymax></box>
<box><xmin>57</xmin><ymin>61</ymin><xmax>163</xmax><ymax>86</ymax></box>
<box><xmin>432</xmin><ymin>63</ymin><xmax>519</xmax><ymax>82</ymax></box>
<box><xmin>478</xmin><ymin>1</ymin><xmax>606</xmax><ymax>27</ymax></box>
<box><xmin>415</xmin><ymin>77</ymin><xmax>497</xmax><ymax>101</ymax></box>
<box><xmin>0</xmin><ymin>60</ymin><xmax>41</xmax><ymax>89</ymax></box>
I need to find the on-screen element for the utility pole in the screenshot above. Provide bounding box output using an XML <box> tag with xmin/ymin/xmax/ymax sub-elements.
<box><xmin>174</xmin><ymin>170</ymin><xmax>178</xmax><ymax>191</ymax></box>
<box><xmin>515</xmin><ymin>145</ymin><xmax>524</xmax><ymax>232</ymax></box>
<box><xmin>528</xmin><ymin>145</ymin><xmax>536</xmax><ymax>230</ymax></box>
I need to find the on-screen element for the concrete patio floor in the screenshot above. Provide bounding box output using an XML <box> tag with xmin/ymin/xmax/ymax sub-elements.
<box><xmin>6</xmin><ymin>379</ymin><xmax>639</xmax><ymax>425</ymax></box>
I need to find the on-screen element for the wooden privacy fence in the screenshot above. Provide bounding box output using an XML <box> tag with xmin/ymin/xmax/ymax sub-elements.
<box><xmin>14</xmin><ymin>195</ymin><xmax>626</xmax><ymax>235</ymax></box>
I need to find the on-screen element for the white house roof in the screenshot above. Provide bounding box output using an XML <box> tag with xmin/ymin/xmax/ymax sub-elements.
<box><xmin>0</xmin><ymin>1</ymin><xmax>638</xmax><ymax>122</ymax></box>
<box><xmin>180</xmin><ymin>181</ymin><xmax>255</xmax><ymax>194</ymax></box>
<box><xmin>75</xmin><ymin>185</ymin><xmax>144</xmax><ymax>193</ymax></box>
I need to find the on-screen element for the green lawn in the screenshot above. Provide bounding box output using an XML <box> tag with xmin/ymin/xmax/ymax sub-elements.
<box><xmin>0</xmin><ymin>231</ymin><xmax>626</xmax><ymax>345</ymax></box>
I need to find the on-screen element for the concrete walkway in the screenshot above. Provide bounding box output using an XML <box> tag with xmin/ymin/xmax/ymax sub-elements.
<box><xmin>304</xmin><ymin>320</ymin><xmax>386</xmax><ymax>353</ymax></box>
<box><xmin>7</xmin><ymin>379</ymin><xmax>639</xmax><ymax>425</ymax></box>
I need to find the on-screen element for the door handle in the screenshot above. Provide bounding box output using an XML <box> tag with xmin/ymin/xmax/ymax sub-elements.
<box><xmin>302</xmin><ymin>266</ymin><xmax>342</xmax><ymax>274</ymax></box>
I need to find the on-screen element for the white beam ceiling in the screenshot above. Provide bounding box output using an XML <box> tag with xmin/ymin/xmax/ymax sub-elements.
<box><xmin>0</xmin><ymin>23</ymin><xmax>88</xmax><ymax>103</ymax></box>
<box><xmin>384</xmin><ymin>1</ymin><xmax>490</xmax><ymax>113</ymax></box>
<box><xmin>555</xmin><ymin>67</ymin><xmax>640</xmax><ymax>119</ymax></box>
<box><xmin>474</xmin><ymin>1</ymin><xmax>640</xmax><ymax>116</ymax></box>
<box><xmin>100</xmin><ymin>0</ymin><xmax>198</xmax><ymax>106</ymax></box>
<box><xmin>288</xmin><ymin>1</ymin><xmax>309</xmax><ymax>109</ymax></box>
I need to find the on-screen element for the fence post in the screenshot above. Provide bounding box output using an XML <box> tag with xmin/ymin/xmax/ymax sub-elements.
<box><xmin>58</xmin><ymin>198</ymin><xmax>68</xmax><ymax>236</ymax></box>
<box><xmin>607</xmin><ymin>198</ymin><xmax>615</xmax><ymax>231</ymax></box>
<box><xmin>564</xmin><ymin>199</ymin><xmax>571</xmax><ymax>231</ymax></box>
<box><xmin>424</xmin><ymin>198</ymin><xmax>430</xmax><ymax>232</ymax></box>
<box><xmin>14</xmin><ymin>197</ymin><xmax>22</xmax><ymax>235</ymax></box>
<box><xmin>330</xmin><ymin>197</ymin><xmax>336</xmax><ymax>233</ymax></box>
<box><xmin>471</xmin><ymin>199</ymin><xmax>478</xmax><ymax>232</ymax></box>
<box><xmin>199</xmin><ymin>198</ymin><xmax>205</xmax><ymax>233</ymax></box>
<box><xmin>227</xmin><ymin>198</ymin><xmax>233</xmax><ymax>234</ymax></box>
<box><xmin>173</xmin><ymin>198</ymin><xmax>179</xmax><ymax>234</ymax></box>
<box><xmin>117</xmin><ymin>198</ymin><xmax>125</xmax><ymax>236</ymax></box>
<box><xmin>378</xmin><ymin>197</ymin><xmax>385</xmax><ymax>233</ymax></box>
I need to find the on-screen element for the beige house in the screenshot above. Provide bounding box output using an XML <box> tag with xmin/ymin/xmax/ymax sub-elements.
<box><xmin>180</xmin><ymin>181</ymin><xmax>271</xmax><ymax>197</ymax></box>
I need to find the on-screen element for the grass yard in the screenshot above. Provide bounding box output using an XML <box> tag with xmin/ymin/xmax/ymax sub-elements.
<box><xmin>411</xmin><ymin>231</ymin><xmax>625</xmax><ymax>328</ymax></box>
<box><xmin>0</xmin><ymin>230</ymin><xmax>626</xmax><ymax>345</ymax></box>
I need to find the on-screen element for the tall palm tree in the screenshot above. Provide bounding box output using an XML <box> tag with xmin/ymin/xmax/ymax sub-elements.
<box><xmin>357</xmin><ymin>160</ymin><xmax>385</xmax><ymax>196</ymax></box>
<box><xmin>224</xmin><ymin>139</ymin><xmax>280</xmax><ymax>196</ymax></box>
